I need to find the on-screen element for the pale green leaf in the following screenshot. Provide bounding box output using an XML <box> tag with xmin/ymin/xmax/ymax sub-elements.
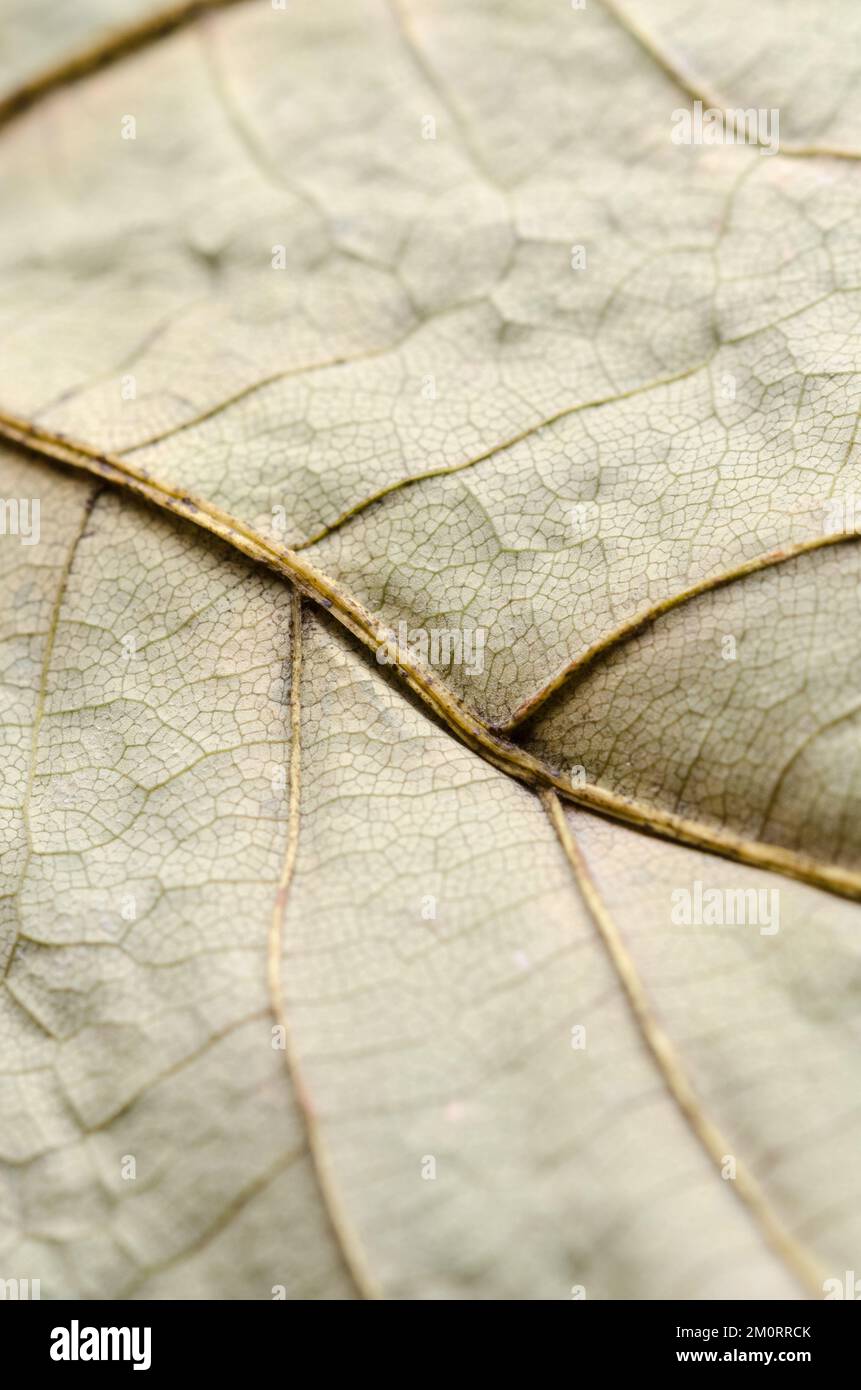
<box><xmin>1</xmin><ymin>0</ymin><xmax>859</xmax><ymax>1301</ymax></box>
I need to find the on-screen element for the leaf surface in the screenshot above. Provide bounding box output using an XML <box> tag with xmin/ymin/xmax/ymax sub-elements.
<box><xmin>1</xmin><ymin>0</ymin><xmax>860</xmax><ymax>1300</ymax></box>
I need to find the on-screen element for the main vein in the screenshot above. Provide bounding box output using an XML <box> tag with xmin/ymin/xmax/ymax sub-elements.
<box><xmin>3</xmin><ymin>408</ymin><xmax>861</xmax><ymax>904</ymax></box>
<box><xmin>0</xmin><ymin>0</ymin><xmax>250</xmax><ymax>129</ymax></box>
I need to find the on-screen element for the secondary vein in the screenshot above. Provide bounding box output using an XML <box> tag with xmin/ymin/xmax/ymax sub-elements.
<box><xmin>3</xmin><ymin>408</ymin><xmax>861</xmax><ymax>904</ymax></box>
<box><xmin>267</xmin><ymin>592</ymin><xmax>383</xmax><ymax>1300</ymax></box>
<box><xmin>541</xmin><ymin>786</ymin><xmax>826</xmax><ymax>1299</ymax></box>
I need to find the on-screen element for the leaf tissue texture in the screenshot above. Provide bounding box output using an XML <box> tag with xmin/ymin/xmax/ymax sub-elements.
<box><xmin>0</xmin><ymin>0</ymin><xmax>860</xmax><ymax>1301</ymax></box>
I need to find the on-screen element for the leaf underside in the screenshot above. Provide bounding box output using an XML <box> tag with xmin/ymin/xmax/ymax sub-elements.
<box><xmin>1</xmin><ymin>0</ymin><xmax>860</xmax><ymax>1301</ymax></box>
